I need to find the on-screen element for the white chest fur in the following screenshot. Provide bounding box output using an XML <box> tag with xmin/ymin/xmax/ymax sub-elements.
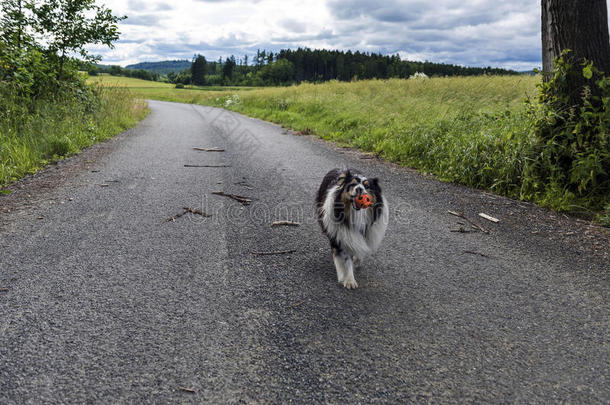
<box><xmin>351</xmin><ymin>207</ymin><xmax>371</xmax><ymax>236</ymax></box>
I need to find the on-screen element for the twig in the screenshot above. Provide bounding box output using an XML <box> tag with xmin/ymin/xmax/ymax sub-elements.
<box><xmin>0</xmin><ymin>288</ymin><xmax>9</xmax><ymax>292</ymax></box>
<box><xmin>270</xmin><ymin>220</ymin><xmax>301</xmax><ymax>227</ymax></box>
<box><xmin>463</xmin><ymin>250</ymin><xmax>491</xmax><ymax>258</ymax></box>
<box><xmin>183</xmin><ymin>207</ymin><xmax>210</xmax><ymax>216</ymax></box>
<box><xmin>450</xmin><ymin>227</ymin><xmax>472</xmax><ymax>233</ymax></box>
<box><xmin>251</xmin><ymin>249</ymin><xmax>296</xmax><ymax>256</ymax></box>
<box><xmin>478</xmin><ymin>213</ymin><xmax>500</xmax><ymax>223</ymax></box>
<box><xmin>184</xmin><ymin>164</ymin><xmax>231</xmax><ymax>168</ymax></box>
<box><xmin>290</xmin><ymin>301</ymin><xmax>305</xmax><ymax>308</ymax></box>
<box><xmin>212</xmin><ymin>191</ymin><xmax>252</xmax><ymax>205</ymax></box>
<box><xmin>164</xmin><ymin>207</ymin><xmax>211</xmax><ymax>222</ymax></box>
<box><xmin>234</xmin><ymin>181</ymin><xmax>253</xmax><ymax>189</ymax></box>
<box><xmin>177</xmin><ymin>387</ymin><xmax>196</xmax><ymax>393</ymax></box>
<box><xmin>193</xmin><ymin>147</ymin><xmax>224</xmax><ymax>152</ymax></box>
<box><xmin>448</xmin><ymin>210</ymin><xmax>488</xmax><ymax>233</ymax></box>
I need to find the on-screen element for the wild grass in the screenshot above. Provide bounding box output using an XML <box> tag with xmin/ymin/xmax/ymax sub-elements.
<box><xmin>70</xmin><ymin>74</ymin><xmax>610</xmax><ymax>221</ymax></box>
<box><xmin>0</xmin><ymin>85</ymin><xmax>148</xmax><ymax>188</ymax></box>
<box><xmin>92</xmin><ymin>74</ymin><xmax>610</xmax><ymax>218</ymax></box>
<box><xmin>95</xmin><ymin>75</ymin><xmax>543</xmax><ymax>198</ymax></box>
<box><xmin>213</xmin><ymin>76</ymin><xmax>541</xmax><ymax>201</ymax></box>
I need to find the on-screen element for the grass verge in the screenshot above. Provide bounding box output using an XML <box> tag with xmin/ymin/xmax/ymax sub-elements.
<box><xmin>0</xmin><ymin>85</ymin><xmax>148</xmax><ymax>188</ymax></box>
<box><xmin>212</xmin><ymin>77</ymin><xmax>542</xmax><ymax>203</ymax></box>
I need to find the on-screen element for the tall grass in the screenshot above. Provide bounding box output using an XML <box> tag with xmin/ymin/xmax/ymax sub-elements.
<box><xmin>93</xmin><ymin>74</ymin><xmax>610</xmax><ymax>217</ymax></box>
<box><xmin>0</xmin><ymin>86</ymin><xmax>147</xmax><ymax>187</ymax></box>
<box><xmin>92</xmin><ymin>75</ymin><xmax>543</xmax><ymax>200</ymax></box>
<box><xmin>213</xmin><ymin>77</ymin><xmax>540</xmax><ymax>200</ymax></box>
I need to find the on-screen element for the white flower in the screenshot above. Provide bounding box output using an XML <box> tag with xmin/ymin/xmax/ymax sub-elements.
<box><xmin>224</xmin><ymin>94</ymin><xmax>240</xmax><ymax>107</ymax></box>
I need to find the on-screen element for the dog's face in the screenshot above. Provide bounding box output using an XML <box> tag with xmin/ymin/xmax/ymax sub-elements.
<box><xmin>339</xmin><ymin>171</ymin><xmax>379</xmax><ymax>210</ymax></box>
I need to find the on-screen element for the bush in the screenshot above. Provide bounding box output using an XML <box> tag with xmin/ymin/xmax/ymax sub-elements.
<box><xmin>175</xmin><ymin>83</ymin><xmax>184</xmax><ymax>89</ymax></box>
<box><xmin>0</xmin><ymin>43</ymin><xmax>56</xmax><ymax>99</ymax></box>
<box><xmin>47</xmin><ymin>135</ymin><xmax>73</xmax><ymax>157</ymax></box>
<box><xmin>523</xmin><ymin>52</ymin><xmax>610</xmax><ymax>212</ymax></box>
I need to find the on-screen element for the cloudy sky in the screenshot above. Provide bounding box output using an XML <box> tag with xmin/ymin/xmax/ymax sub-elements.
<box><xmin>88</xmin><ymin>0</ymin><xmax>543</xmax><ymax>70</ymax></box>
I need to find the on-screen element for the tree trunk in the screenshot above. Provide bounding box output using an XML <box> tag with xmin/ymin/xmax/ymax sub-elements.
<box><xmin>16</xmin><ymin>0</ymin><xmax>22</xmax><ymax>50</ymax></box>
<box><xmin>542</xmin><ymin>0</ymin><xmax>610</xmax><ymax>76</ymax></box>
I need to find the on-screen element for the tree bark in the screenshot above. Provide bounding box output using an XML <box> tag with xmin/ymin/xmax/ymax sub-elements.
<box><xmin>541</xmin><ymin>0</ymin><xmax>610</xmax><ymax>75</ymax></box>
<box><xmin>16</xmin><ymin>0</ymin><xmax>22</xmax><ymax>50</ymax></box>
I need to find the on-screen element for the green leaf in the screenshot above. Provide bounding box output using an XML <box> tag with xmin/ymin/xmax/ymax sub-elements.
<box><xmin>583</xmin><ymin>63</ymin><xmax>593</xmax><ymax>79</ymax></box>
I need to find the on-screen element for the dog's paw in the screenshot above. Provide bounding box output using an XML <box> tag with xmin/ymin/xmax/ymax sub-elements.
<box><xmin>343</xmin><ymin>279</ymin><xmax>358</xmax><ymax>289</ymax></box>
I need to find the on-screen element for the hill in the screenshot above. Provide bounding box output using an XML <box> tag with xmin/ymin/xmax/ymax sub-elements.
<box><xmin>125</xmin><ymin>60</ymin><xmax>190</xmax><ymax>75</ymax></box>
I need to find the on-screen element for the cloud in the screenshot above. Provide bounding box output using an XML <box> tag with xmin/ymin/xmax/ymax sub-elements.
<box><xmin>192</xmin><ymin>0</ymin><xmax>263</xmax><ymax>2</ymax></box>
<box><xmin>327</xmin><ymin>0</ymin><xmax>432</xmax><ymax>22</ymax></box>
<box><xmin>91</xmin><ymin>0</ymin><xmax>543</xmax><ymax>70</ymax></box>
<box><xmin>279</xmin><ymin>19</ymin><xmax>308</xmax><ymax>34</ymax></box>
<box><xmin>323</xmin><ymin>0</ymin><xmax>541</xmax><ymax>69</ymax></box>
<box><xmin>155</xmin><ymin>3</ymin><xmax>174</xmax><ymax>11</ymax></box>
<box><xmin>123</xmin><ymin>14</ymin><xmax>162</xmax><ymax>26</ymax></box>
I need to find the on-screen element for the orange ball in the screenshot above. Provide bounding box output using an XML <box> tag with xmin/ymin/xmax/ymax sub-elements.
<box><xmin>354</xmin><ymin>193</ymin><xmax>372</xmax><ymax>209</ymax></box>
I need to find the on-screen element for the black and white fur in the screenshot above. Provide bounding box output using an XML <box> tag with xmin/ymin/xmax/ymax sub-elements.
<box><xmin>316</xmin><ymin>168</ymin><xmax>389</xmax><ymax>289</ymax></box>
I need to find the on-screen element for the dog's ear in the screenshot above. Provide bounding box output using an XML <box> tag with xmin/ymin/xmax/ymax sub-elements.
<box><xmin>370</xmin><ymin>177</ymin><xmax>381</xmax><ymax>192</ymax></box>
<box><xmin>337</xmin><ymin>170</ymin><xmax>349</xmax><ymax>186</ymax></box>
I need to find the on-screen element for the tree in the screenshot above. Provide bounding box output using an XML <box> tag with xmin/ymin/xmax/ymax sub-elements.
<box><xmin>30</xmin><ymin>0</ymin><xmax>126</xmax><ymax>80</ymax></box>
<box><xmin>1</xmin><ymin>0</ymin><xmax>36</xmax><ymax>86</ymax></box>
<box><xmin>541</xmin><ymin>0</ymin><xmax>610</xmax><ymax>102</ymax></box>
<box><xmin>191</xmin><ymin>54</ymin><xmax>207</xmax><ymax>85</ymax></box>
<box><xmin>257</xmin><ymin>59</ymin><xmax>295</xmax><ymax>85</ymax></box>
<box><xmin>222</xmin><ymin>56</ymin><xmax>236</xmax><ymax>83</ymax></box>
<box><xmin>109</xmin><ymin>65</ymin><xmax>122</xmax><ymax>76</ymax></box>
<box><xmin>526</xmin><ymin>0</ymin><xmax>610</xmax><ymax>209</ymax></box>
<box><xmin>175</xmin><ymin>69</ymin><xmax>191</xmax><ymax>85</ymax></box>
<box><xmin>0</xmin><ymin>0</ymin><xmax>32</xmax><ymax>51</ymax></box>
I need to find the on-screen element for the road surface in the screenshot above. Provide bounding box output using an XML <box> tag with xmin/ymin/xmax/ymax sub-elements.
<box><xmin>1</xmin><ymin>100</ymin><xmax>608</xmax><ymax>403</ymax></box>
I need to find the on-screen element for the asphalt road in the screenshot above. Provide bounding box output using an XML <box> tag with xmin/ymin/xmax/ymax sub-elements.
<box><xmin>1</xmin><ymin>100</ymin><xmax>608</xmax><ymax>403</ymax></box>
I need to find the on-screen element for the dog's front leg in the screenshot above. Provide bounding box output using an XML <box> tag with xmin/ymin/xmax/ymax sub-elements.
<box><xmin>332</xmin><ymin>248</ymin><xmax>347</xmax><ymax>284</ymax></box>
<box><xmin>333</xmin><ymin>248</ymin><xmax>358</xmax><ymax>289</ymax></box>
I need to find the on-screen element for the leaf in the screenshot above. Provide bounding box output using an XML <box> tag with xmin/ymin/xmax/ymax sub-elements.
<box><xmin>583</xmin><ymin>63</ymin><xmax>593</xmax><ymax>80</ymax></box>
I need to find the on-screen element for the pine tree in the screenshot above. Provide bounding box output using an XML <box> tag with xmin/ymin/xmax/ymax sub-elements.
<box><xmin>191</xmin><ymin>54</ymin><xmax>206</xmax><ymax>85</ymax></box>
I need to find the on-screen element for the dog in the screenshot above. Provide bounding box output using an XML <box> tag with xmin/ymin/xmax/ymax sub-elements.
<box><xmin>316</xmin><ymin>168</ymin><xmax>389</xmax><ymax>289</ymax></box>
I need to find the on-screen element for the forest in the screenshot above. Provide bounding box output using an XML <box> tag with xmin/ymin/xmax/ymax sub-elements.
<box><xmin>100</xmin><ymin>47</ymin><xmax>518</xmax><ymax>87</ymax></box>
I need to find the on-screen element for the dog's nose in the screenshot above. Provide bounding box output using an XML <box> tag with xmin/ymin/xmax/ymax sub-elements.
<box><xmin>355</xmin><ymin>185</ymin><xmax>365</xmax><ymax>195</ymax></box>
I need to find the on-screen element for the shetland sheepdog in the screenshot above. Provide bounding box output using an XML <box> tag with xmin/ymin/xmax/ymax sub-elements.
<box><xmin>316</xmin><ymin>168</ymin><xmax>389</xmax><ymax>289</ymax></box>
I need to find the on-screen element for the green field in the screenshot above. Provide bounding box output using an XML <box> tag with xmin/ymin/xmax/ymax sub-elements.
<box><xmin>89</xmin><ymin>74</ymin><xmax>255</xmax><ymax>102</ymax></box>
